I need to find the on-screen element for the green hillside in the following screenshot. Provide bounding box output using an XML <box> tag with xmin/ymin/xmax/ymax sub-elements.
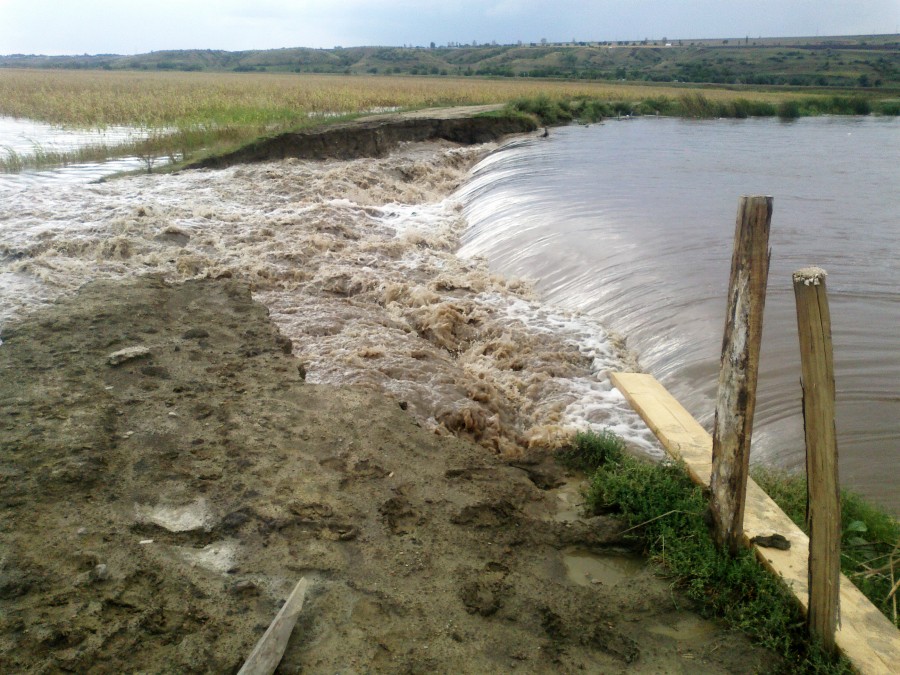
<box><xmin>2</xmin><ymin>35</ymin><xmax>899</xmax><ymax>89</ymax></box>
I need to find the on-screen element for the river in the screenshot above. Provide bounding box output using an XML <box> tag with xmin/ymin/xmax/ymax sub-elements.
<box><xmin>458</xmin><ymin>115</ymin><xmax>899</xmax><ymax>514</ymax></box>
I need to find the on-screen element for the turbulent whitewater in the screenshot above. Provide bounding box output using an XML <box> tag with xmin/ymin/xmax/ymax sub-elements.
<box><xmin>0</xmin><ymin>138</ymin><xmax>658</xmax><ymax>457</ymax></box>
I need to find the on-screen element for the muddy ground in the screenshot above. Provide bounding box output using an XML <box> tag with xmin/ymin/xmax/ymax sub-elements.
<box><xmin>0</xmin><ymin>275</ymin><xmax>780</xmax><ymax>673</ymax></box>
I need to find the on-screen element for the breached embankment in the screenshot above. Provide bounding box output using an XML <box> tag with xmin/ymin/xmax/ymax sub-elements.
<box><xmin>186</xmin><ymin>105</ymin><xmax>538</xmax><ymax>170</ymax></box>
<box><xmin>2</xmin><ymin>128</ymin><xmax>656</xmax><ymax>456</ymax></box>
<box><xmin>0</xmin><ymin>110</ymin><xmax>782</xmax><ymax>672</ymax></box>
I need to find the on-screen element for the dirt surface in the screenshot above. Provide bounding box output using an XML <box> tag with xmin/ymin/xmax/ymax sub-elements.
<box><xmin>0</xmin><ymin>275</ymin><xmax>780</xmax><ymax>673</ymax></box>
<box><xmin>185</xmin><ymin>105</ymin><xmax>536</xmax><ymax>169</ymax></box>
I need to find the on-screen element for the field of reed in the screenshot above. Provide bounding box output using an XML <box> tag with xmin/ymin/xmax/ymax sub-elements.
<box><xmin>1</xmin><ymin>69</ymin><xmax>896</xmax><ymax>172</ymax></box>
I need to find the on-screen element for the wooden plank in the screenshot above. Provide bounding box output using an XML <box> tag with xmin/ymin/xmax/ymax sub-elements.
<box><xmin>238</xmin><ymin>577</ymin><xmax>309</xmax><ymax>675</ymax></box>
<box><xmin>610</xmin><ymin>372</ymin><xmax>900</xmax><ymax>675</ymax></box>
<box><xmin>710</xmin><ymin>195</ymin><xmax>772</xmax><ymax>554</ymax></box>
<box><xmin>794</xmin><ymin>266</ymin><xmax>841</xmax><ymax>652</ymax></box>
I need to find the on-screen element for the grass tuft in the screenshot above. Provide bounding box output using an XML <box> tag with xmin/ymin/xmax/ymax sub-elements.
<box><xmin>556</xmin><ymin>428</ymin><xmax>625</xmax><ymax>472</ymax></box>
<box><xmin>778</xmin><ymin>100</ymin><xmax>802</xmax><ymax>120</ymax></box>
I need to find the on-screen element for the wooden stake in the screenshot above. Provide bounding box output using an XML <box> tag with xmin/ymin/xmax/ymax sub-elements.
<box><xmin>238</xmin><ymin>577</ymin><xmax>309</xmax><ymax>675</ymax></box>
<box><xmin>793</xmin><ymin>267</ymin><xmax>840</xmax><ymax>654</ymax></box>
<box><xmin>710</xmin><ymin>195</ymin><xmax>772</xmax><ymax>555</ymax></box>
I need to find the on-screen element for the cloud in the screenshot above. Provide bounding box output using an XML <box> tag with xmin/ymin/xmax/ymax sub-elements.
<box><xmin>0</xmin><ymin>0</ymin><xmax>897</xmax><ymax>55</ymax></box>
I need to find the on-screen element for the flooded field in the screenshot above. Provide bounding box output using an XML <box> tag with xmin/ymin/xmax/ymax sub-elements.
<box><xmin>0</xmin><ymin>115</ymin><xmax>172</xmax><ymax>187</ymax></box>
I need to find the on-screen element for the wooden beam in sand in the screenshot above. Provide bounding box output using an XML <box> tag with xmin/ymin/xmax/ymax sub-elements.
<box><xmin>610</xmin><ymin>371</ymin><xmax>900</xmax><ymax>675</ymax></box>
<box><xmin>238</xmin><ymin>577</ymin><xmax>309</xmax><ymax>675</ymax></box>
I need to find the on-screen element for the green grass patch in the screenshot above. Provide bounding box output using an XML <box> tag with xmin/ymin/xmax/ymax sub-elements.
<box><xmin>753</xmin><ymin>468</ymin><xmax>900</xmax><ymax>628</ymax></box>
<box><xmin>557</xmin><ymin>429</ymin><xmax>900</xmax><ymax>672</ymax></box>
<box><xmin>510</xmin><ymin>95</ymin><xmax>575</xmax><ymax>125</ymax></box>
<box><xmin>556</xmin><ymin>427</ymin><xmax>626</xmax><ymax>472</ymax></box>
<box><xmin>508</xmin><ymin>90</ymin><xmax>898</xmax><ymax>125</ymax></box>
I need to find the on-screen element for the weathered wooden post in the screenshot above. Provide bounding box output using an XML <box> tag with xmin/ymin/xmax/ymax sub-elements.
<box><xmin>793</xmin><ymin>267</ymin><xmax>840</xmax><ymax>654</ymax></box>
<box><xmin>710</xmin><ymin>195</ymin><xmax>773</xmax><ymax>555</ymax></box>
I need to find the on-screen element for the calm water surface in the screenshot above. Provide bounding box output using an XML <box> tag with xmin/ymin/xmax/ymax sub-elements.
<box><xmin>459</xmin><ymin>116</ymin><xmax>899</xmax><ymax>513</ymax></box>
<box><xmin>0</xmin><ymin>116</ymin><xmax>168</xmax><ymax>189</ymax></box>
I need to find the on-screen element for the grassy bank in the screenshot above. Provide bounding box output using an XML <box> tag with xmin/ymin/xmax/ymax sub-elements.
<box><xmin>2</xmin><ymin>69</ymin><xmax>897</xmax><ymax>173</ymax></box>
<box><xmin>559</xmin><ymin>430</ymin><xmax>899</xmax><ymax>673</ymax></box>
<box><xmin>510</xmin><ymin>91</ymin><xmax>900</xmax><ymax>124</ymax></box>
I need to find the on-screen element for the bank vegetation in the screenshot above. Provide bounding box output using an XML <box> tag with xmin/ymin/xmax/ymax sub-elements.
<box><xmin>1</xmin><ymin>69</ymin><xmax>897</xmax><ymax>173</ymax></box>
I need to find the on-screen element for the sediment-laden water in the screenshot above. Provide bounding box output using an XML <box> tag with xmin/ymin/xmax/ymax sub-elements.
<box><xmin>0</xmin><ymin>137</ymin><xmax>658</xmax><ymax>458</ymax></box>
<box><xmin>3</xmin><ymin>116</ymin><xmax>896</xmax><ymax>512</ymax></box>
<box><xmin>458</xmin><ymin>116</ymin><xmax>899</xmax><ymax>513</ymax></box>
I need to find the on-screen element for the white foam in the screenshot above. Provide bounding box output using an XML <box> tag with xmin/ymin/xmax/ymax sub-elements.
<box><xmin>0</xmin><ymin>140</ymin><xmax>659</xmax><ymax>457</ymax></box>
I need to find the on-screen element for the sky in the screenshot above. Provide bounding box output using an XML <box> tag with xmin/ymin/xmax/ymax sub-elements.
<box><xmin>1</xmin><ymin>0</ymin><xmax>898</xmax><ymax>56</ymax></box>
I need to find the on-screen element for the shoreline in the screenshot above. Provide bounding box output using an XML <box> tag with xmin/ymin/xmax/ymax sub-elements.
<box><xmin>181</xmin><ymin>105</ymin><xmax>538</xmax><ymax>171</ymax></box>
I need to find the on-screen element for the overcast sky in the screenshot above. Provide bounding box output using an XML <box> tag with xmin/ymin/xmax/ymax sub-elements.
<box><xmin>1</xmin><ymin>0</ymin><xmax>897</xmax><ymax>55</ymax></box>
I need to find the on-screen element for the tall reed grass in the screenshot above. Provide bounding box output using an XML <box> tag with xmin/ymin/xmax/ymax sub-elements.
<box><xmin>0</xmin><ymin>69</ymin><xmax>895</xmax><ymax>173</ymax></box>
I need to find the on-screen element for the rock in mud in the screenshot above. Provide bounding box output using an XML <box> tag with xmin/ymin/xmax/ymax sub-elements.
<box><xmin>107</xmin><ymin>345</ymin><xmax>151</xmax><ymax>366</ymax></box>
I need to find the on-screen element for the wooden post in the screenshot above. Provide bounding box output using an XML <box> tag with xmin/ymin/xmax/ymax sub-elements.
<box><xmin>793</xmin><ymin>267</ymin><xmax>840</xmax><ymax>654</ymax></box>
<box><xmin>710</xmin><ymin>195</ymin><xmax>772</xmax><ymax>555</ymax></box>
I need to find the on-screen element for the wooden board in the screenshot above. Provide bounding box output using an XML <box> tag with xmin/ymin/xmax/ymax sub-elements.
<box><xmin>238</xmin><ymin>577</ymin><xmax>309</xmax><ymax>675</ymax></box>
<box><xmin>610</xmin><ymin>372</ymin><xmax>900</xmax><ymax>675</ymax></box>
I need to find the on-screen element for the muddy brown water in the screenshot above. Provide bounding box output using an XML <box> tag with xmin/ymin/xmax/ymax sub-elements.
<box><xmin>460</xmin><ymin>116</ymin><xmax>900</xmax><ymax>514</ymax></box>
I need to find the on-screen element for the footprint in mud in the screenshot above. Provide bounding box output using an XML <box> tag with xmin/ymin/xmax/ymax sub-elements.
<box><xmin>444</xmin><ymin>466</ymin><xmax>494</xmax><ymax>481</ymax></box>
<box><xmin>316</xmin><ymin>523</ymin><xmax>359</xmax><ymax>541</ymax></box>
<box><xmin>350</xmin><ymin>459</ymin><xmax>390</xmax><ymax>480</ymax></box>
<box><xmin>378</xmin><ymin>496</ymin><xmax>419</xmax><ymax>535</ymax></box>
<box><xmin>538</xmin><ymin>605</ymin><xmax>640</xmax><ymax>664</ymax></box>
<box><xmin>288</xmin><ymin>501</ymin><xmax>335</xmax><ymax>521</ymax></box>
<box><xmin>458</xmin><ymin>562</ymin><xmax>510</xmax><ymax>617</ymax></box>
<box><xmin>287</xmin><ymin>501</ymin><xmax>359</xmax><ymax>540</ymax></box>
<box><xmin>588</xmin><ymin>625</ymin><xmax>640</xmax><ymax>664</ymax></box>
<box><xmin>319</xmin><ymin>456</ymin><xmax>346</xmax><ymax>472</ymax></box>
<box><xmin>318</xmin><ymin>456</ymin><xmax>390</xmax><ymax>489</ymax></box>
<box><xmin>450</xmin><ymin>499</ymin><xmax>517</xmax><ymax>528</ymax></box>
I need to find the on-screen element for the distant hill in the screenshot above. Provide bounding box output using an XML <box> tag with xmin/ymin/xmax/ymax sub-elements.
<box><xmin>2</xmin><ymin>35</ymin><xmax>898</xmax><ymax>89</ymax></box>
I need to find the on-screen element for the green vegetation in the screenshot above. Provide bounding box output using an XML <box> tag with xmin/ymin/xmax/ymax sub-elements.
<box><xmin>1</xmin><ymin>62</ymin><xmax>897</xmax><ymax>174</ymax></box>
<box><xmin>559</xmin><ymin>429</ymin><xmax>899</xmax><ymax>672</ymax></box>
<box><xmin>2</xmin><ymin>34</ymin><xmax>898</xmax><ymax>89</ymax></box>
<box><xmin>556</xmin><ymin>427</ymin><xmax>627</xmax><ymax>471</ymax></box>
<box><xmin>507</xmin><ymin>91</ymin><xmax>895</xmax><ymax>125</ymax></box>
<box><xmin>754</xmin><ymin>468</ymin><xmax>900</xmax><ymax>627</ymax></box>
